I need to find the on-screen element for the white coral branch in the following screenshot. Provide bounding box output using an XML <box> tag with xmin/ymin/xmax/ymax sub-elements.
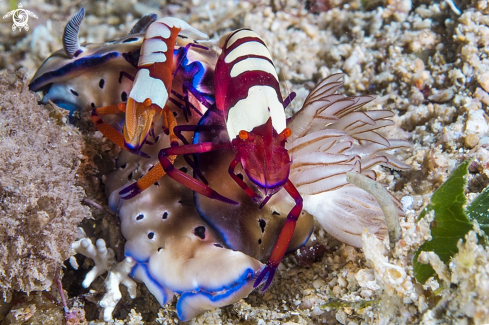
<box><xmin>362</xmin><ymin>230</ymin><xmax>413</xmax><ymax>296</ymax></box>
<box><xmin>72</xmin><ymin>237</ymin><xmax>114</xmax><ymax>288</ymax></box>
<box><xmin>99</xmin><ymin>257</ymin><xmax>137</xmax><ymax>322</ymax></box>
<box><xmin>70</xmin><ymin>228</ymin><xmax>137</xmax><ymax>322</ymax></box>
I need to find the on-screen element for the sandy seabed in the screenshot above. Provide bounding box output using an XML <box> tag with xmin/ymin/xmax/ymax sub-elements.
<box><xmin>1</xmin><ymin>0</ymin><xmax>489</xmax><ymax>324</ymax></box>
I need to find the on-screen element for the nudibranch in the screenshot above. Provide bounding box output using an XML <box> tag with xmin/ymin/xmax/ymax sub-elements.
<box><xmin>284</xmin><ymin>73</ymin><xmax>411</xmax><ymax>248</ymax></box>
<box><xmin>105</xmin><ymin>117</ymin><xmax>265</xmax><ymax>321</ymax></box>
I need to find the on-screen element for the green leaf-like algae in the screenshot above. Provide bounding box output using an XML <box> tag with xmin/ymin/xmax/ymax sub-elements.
<box><xmin>413</xmin><ymin>161</ymin><xmax>473</xmax><ymax>283</ymax></box>
<box><xmin>466</xmin><ymin>183</ymin><xmax>489</xmax><ymax>237</ymax></box>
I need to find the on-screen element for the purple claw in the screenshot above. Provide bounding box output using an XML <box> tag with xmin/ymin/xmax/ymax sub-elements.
<box><xmin>258</xmin><ymin>194</ymin><xmax>272</xmax><ymax>208</ymax></box>
<box><xmin>119</xmin><ymin>182</ymin><xmax>141</xmax><ymax>200</ymax></box>
<box><xmin>124</xmin><ymin>140</ymin><xmax>151</xmax><ymax>159</ymax></box>
<box><xmin>253</xmin><ymin>265</ymin><xmax>277</xmax><ymax>291</ymax></box>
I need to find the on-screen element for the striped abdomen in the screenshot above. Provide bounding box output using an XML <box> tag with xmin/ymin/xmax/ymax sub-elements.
<box><xmin>130</xmin><ymin>17</ymin><xmax>209</xmax><ymax>109</ymax></box>
<box><xmin>129</xmin><ymin>20</ymin><xmax>180</xmax><ymax>109</ymax></box>
<box><xmin>214</xmin><ymin>29</ymin><xmax>287</xmax><ymax>139</ymax></box>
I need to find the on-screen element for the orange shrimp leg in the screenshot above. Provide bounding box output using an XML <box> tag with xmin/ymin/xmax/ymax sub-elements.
<box><xmin>120</xmin><ymin>140</ymin><xmax>237</xmax><ymax>204</ymax></box>
<box><xmin>91</xmin><ymin>102</ymin><xmax>140</xmax><ymax>152</ymax></box>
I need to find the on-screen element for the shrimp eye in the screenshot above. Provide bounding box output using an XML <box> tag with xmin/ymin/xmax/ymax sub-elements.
<box><xmin>278</xmin><ymin>127</ymin><xmax>291</xmax><ymax>141</ymax></box>
<box><xmin>143</xmin><ymin>98</ymin><xmax>152</xmax><ymax>108</ymax></box>
<box><xmin>283</xmin><ymin>127</ymin><xmax>291</xmax><ymax>138</ymax></box>
<box><xmin>239</xmin><ymin>130</ymin><xmax>248</xmax><ymax>140</ymax></box>
<box><xmin>118</xmin><ymin>102</ymin><xmax>125</xmax><ymax>111</ymax></box>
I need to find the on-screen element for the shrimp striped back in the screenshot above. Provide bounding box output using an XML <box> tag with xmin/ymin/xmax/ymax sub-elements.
<box><xmin>214</xmin><ymin>29</ymin><xmax>287</xmax><ymax>139</ymax></box>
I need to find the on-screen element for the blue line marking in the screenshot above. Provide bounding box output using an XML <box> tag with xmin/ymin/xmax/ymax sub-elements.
<box><xmin>176</xmin><ymin>268</ymin><xmax>255</xmax><ymax>319</ymax></box>
<box><xmin>29</xmin><ymin>52</ymin><xmax>120</xmax><ymax>91</ymax></box>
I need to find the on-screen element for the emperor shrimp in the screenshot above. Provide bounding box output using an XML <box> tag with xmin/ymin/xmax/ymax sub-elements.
<box><xmin>91</xmin><ymin>16</ymin><xmax>209</xmax><ymax>157</ymax></box>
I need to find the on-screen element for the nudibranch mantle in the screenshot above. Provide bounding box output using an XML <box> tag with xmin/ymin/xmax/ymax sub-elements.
<box><xmin>29</xmin><ymin>35</ymin><xmax>142</xmax><ymax>114</ymax></box>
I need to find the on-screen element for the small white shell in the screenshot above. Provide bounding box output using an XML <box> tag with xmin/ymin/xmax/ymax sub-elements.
<box><xmin>400</xmin><ymin>196</ymin><xmax>415</xmax><ymax>212</ymax></box>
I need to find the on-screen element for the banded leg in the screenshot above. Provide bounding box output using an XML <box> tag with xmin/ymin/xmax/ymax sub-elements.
<box><xmin>181</xmin><ymin>80</ymin><xmax>214</xmax><ymax>117</ymax></box>
<box><xmin>283</xmin><ymin>92</ymin><xmax>296</xmax><ymax>109</ymax></box>
<box><xmin>254</xmin><ymin>180</ymin><xmax>303</xmax><ymax>291</ymax></box>
<box><xmin>118</xmin><ymin>71</ymin><xmax>135</xmax><ymax>83</ymax></box>
<box><xmin>169</xmin><ymin>82</ymin><xmax>213</xmax><ymax>120</ymax></box>
<box><xmin>173</xmin><ymin>125</ymin><xmax>205</xmax><ymax>183</ymax></box>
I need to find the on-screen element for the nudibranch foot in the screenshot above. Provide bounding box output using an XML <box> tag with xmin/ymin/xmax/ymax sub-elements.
<box><xmin>130</xmin><ymin>263</ymin><xmax>173</xmax><ymax>307</ymax></box>
<box><xmin>128</xmin><ymin>255</ymin><xmax>262</xmax><ymax>322</ymax></box>
<box><xmin>175</xmin><ymin>267</ymin><xmax>257</xmax><ymax>321</ymax></box>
